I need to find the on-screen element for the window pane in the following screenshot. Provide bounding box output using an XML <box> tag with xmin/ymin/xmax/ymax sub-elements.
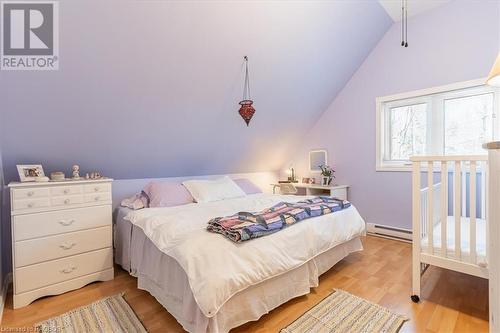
<box><xmin>444</xmin><ymin>93</ymin><xmax>494</xmax><ymax>155</ymax></box>
<box><xmin>389</xmin><ymin>103</ymin><xmax>427</xmax><ymax>161</ymax></box>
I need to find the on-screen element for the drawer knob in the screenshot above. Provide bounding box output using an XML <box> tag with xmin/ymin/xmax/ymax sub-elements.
<box><xmin>63</xmin><ymin>189</ymin><xmax>70</xmax><ymax>194</ymax></box>
<box><xmin>59</xmin><ymin>242</ymin><xmax>76</xmax><ymax>250</ymax></box>
<box><xmin>27</xmin><ymin>191</ymin><xmax>34</xmax><ymax>197</ymax></box>
<box><xmin>58</xmin><ymin>219</ymin><xmax>75</xmax><ymax>226</ymax></box>
<box><xmin>27</xmin><ymin>202</ymin><xmax>34</xmax><ymax>208</ymax></box>
<box><xmin>64</xmin><ymin>199</ymin><xmax>70</xmax><ymax>204</ymax></box>
<box><xmin>94</xmin><ymin>196</ymin><xmax>100</xmax><ymax>201</ymax></box>
<box><xmin>94</xmin><ymin>187</ymin><xmax>100</xmax><ymax>192</ymax></box>
<box><xmin>60</xmin><ymin>266</ymin><xmax>77</xmax><ymax>274</ymax></box>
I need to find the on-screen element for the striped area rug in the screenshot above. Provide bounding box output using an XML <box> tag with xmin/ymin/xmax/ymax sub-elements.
<box><xmin>36</xmin><ymin>293</ymin><xmax>147</xmax><ymax>333</ymax></box>
<box><xmin>281</xmin><ymin>289</ymin><xmax>408</xmax><ymax>333</ymax></box>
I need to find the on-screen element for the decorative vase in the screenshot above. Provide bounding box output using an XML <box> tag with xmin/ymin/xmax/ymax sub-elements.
<box><xmin>322</xmin><ymin>176</ymin><xmax>330</xmax><ymax>186</ymax></box>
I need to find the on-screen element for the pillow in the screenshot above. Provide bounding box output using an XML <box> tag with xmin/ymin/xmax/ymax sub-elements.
<box><xmin>233</xmin><ymin>178</ymin><xmax>262</xmax><ymax>194</ymax></box>
<box><xmin>182</xmin><ymin>176</ymin><xmax>246</xmax><ymax>203</ymax></box>
<box><xmin>142</xmin><ymin>181</ymin><xmax>194</xmax><ymax>208</ymax></box>
<box><xmin>120</xmin><ymin>192</ymin><xmax>149</xmax><ymax>210</ymax></box>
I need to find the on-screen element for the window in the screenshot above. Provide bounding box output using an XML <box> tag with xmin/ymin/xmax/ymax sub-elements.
<box><xmin>376</xmin><ymin>80</ymin><xmax>499</xmax><ymax>171</ymax></box>
<box><xmin>388</xmin><ymin>103</ymin><xmax>427</xmax><ymax>161</ymax></box>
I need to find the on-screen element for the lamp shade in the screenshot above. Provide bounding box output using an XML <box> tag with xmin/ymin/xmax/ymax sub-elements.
<box><xmin>487</xmin><ymin>52</ymin><xmax>500</xmax><ymax>87</ymax></box>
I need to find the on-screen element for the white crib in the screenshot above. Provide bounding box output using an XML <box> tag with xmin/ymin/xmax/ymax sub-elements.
<box><xmin>410</xmin><ymin>155</ymin><xmax>489</xmax><ymax>304</ymax></box>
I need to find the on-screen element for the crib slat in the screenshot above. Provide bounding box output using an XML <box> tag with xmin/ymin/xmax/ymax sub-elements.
<box><xmin>441</xmin><ymin>161</ymin><xmax>448</xmax><ymax>257</ymax></box>
<box><xmin>421</xmin><ymin>190</ymin><xmax>427</xmax><ymax>238</ymax></box>
<box><xmin>412</xmin><ymin>161</ymin><xmax>421</xmax><ymax>297</ymax></box>
<box><xmin>470</xmin><ymin>161</ymin><xmax>477</xmax><ymax>264</ymax></box>
<box><xmin>454</xmin><ymin>161</ymin><xmax>462</xmax><ymax>260</ymax></box>
<box><xmin>484</xmin><ymin>160</ymin><xmax>489</xmax><ymax>266</ymax></box>
<box><xmin>462</xmin><ymin>167</ymin><xmax>467</xmax><ymax>217</ymax></box>
<box><xmin>481</xmin><ymin>162</ymin><xmax>486</xmax><ymax>220</ymax></box>
<box><xmin>427</xmin><ymin>162</ymin><xmax>434</xmax><ymax>255</ymax></box>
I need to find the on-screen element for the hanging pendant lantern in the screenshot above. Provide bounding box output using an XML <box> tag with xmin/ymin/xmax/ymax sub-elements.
<box><xmin>239</xmin><ymin>56</ymin><xmax>255</xmax><ymax>126</ymax></box>
<box><xmin>239</xmin><ymin>100</ymin><xmax>255</xmax><ymax>126</ymax></box>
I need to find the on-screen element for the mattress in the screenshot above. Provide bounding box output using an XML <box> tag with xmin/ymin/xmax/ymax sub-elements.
<box><xmin>421</xmin><ymin>216</ymin><xmax>486</xmax><ymax>265</ymax></box>
<box><xmin>114</xmin><ymin>195</ymin><xmax>365</xmax><ymax>333</ymax></box>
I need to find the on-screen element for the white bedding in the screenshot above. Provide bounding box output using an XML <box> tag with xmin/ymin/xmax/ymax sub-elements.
<box><xmin>125</xmin><ymin>193</ymin><xmax>366</xmax><ymax>318</ymax></box>
<box><xmin>421</xmin><ymin>216</ymin><xmax>487</xmax><ymax>265</ymax></box>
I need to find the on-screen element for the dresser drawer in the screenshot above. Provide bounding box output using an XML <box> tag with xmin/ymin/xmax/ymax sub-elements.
<box><xmin>50</xmin><ymin>185</ymin><xmax>83</xmax><ymax>196</ymax></box>
<box><xmin>14</xmin><ymin>206</ymin><xmax>111</xmax><ymax>241</ymax></box>
<box><xmin>12</xmin><ymin>198</ymin><xmax>51</xmax><ymax>211</ymax></box>
<box><xmin>15</xmin><ymin>248</ymin><xmax>113</xmax><ymax>293</ymax></box>
<box><xmin>84</xmin><ymin>192</ymin><xmax>111</xmax><ymax>204</ymax></box>
<box><xmin>15</xmin><ymin>226</ymin><xmax>112</xmax><ymax>268</ymax></box>
<box><xmin>51</xmin><ymin>195</ymin><xmax>84</xmax><ymax>207</ymax></box>
<box><xmin>85</xmin><ymin>183</ymin><xmax>111</xmax><ymax>194</ymax></box>
<box><xmin>12</xmin><ymin>188</ymin><xmax>50</xmax><ymax>200</ymax></box>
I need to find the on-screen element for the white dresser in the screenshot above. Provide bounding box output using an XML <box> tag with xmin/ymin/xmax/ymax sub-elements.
<box><xmin>8</xmin><ymin>179</ymin><xmax>114</xmax><ymax>309</ymax></box>
<box><xmin>272</xmin><ymin>183</ymin><xmax>349</xmax><ymax>200</ymax></box>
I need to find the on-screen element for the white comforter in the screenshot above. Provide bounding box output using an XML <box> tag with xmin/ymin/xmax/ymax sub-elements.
<box><xmin>125</xmin><ymin>193</ymin><xmax>365</xmax><ymax>318</ymax></box>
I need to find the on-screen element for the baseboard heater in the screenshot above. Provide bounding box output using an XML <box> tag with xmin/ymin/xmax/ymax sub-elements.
<box><xmin>366</xmin><ymin>223</ymin><xmax>412</xmax><ymax>242</ymax></box>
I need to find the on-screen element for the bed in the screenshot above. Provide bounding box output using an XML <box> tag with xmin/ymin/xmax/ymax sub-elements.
<box><xmin>114</xmin><ymin>193</ymin><xmax>366</xmax><ymax>333</ymax></box>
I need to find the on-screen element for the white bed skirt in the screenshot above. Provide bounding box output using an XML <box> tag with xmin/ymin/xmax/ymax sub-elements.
<box><xmin>114</xmin><ymin>209</ymin><xmax>363</xmax><ymax>333</ymax></box>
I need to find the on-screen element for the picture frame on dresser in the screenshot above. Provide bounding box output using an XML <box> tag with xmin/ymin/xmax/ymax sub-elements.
<box><xmin>16</xmin><ymin>165</ymin><xmax>45</xmax><ymax>182</ymax></box>
<box><xmin>8</xmin><ymin>178</ymin><xmax>114</xmax><ymax>309</ymax></box>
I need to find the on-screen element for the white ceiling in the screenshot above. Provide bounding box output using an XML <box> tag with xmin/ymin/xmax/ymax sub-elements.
<box><xmin>378</xmin><ymin>0</ymin><xmax>451</xmax><ymax>21</ymax></box>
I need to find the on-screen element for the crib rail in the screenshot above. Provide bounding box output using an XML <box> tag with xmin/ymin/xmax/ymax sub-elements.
<box><xmin>484</xmin><ymin>143</ymin><xmax>500</xmax><ymax>333</ymax></box>
<box><xmin>411</xmin><ymin>155</ymin><xmax>488</xmax><ymax>266</ymax></box>
<box><xmin>420</xmin><ymin>182</ymin><xmax>441</xmax><ymax>241</ymax></box>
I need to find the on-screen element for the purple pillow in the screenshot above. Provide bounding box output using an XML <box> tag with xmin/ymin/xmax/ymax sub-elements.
<box><xmin>143</xmin><ymin>181</ymin><xmax>195</xmax><ymax>208</ymax></box>
<box><xmin>233</xmin><ymin>178</ymin><xmax>262</xmax><ymax>194</ymax></box>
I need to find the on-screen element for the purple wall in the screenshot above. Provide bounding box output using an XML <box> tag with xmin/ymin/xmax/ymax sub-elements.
<box><xmin>284</xmin><ymin>0</ymin><xmax>500</xmax><ymax>230</ymax></box>
<box><xmin>0</xmin><ymin>0</ymin><xmax>392</xmax><ymax>183</ymax></box>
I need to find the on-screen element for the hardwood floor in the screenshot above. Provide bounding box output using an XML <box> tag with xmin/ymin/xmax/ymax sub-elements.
<box><xmin>1</xmin><ymin>236</ymin><xmax>489</xmax><ymax>332</ymax></box>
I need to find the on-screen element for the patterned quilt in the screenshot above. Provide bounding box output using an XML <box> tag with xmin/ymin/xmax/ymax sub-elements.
<box><xmin>207</xmin><ymin>196</ymin><xmax>351</xmax><ymax>242</ymax></box>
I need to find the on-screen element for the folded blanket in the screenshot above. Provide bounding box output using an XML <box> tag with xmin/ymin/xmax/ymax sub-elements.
<box><xmin>207</xmin><ymin>196</ymin><xmax>351</xmax><ymax>242</ymax></box>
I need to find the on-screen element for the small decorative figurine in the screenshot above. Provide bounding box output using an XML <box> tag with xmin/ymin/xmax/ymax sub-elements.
<box><xmin>72</xmin><ymin>165</ymin><xmax>80</xmax><ymax>180</ymax></box>
<box><xmin>85</xmin><ymin>173</ymin><xmax>90</xmax><ymax>179</ymax></box>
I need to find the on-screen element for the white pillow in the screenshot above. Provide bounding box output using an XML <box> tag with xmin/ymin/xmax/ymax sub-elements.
<box><xmin>182</xmin><ymin>176</ymin><xmax>246</xmax><ymax>203</ymax></box>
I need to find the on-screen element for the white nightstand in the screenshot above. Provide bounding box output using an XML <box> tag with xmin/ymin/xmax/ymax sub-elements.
<box><xmin>271</xmin><ymin>183</ymin><xmax>349</xmax><ymax>201</ymax></box>
<box><xmin>8</xmin><ymin>179</ymin><xmax>114</xmax><ymax>308</ymax></box>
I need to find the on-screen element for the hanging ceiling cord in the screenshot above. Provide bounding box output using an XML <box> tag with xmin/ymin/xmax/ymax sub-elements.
<box><xmin>405</xmin><ymin>0</ymin><xmax>408</xmax><ymax>47</ymax></box>
<box><xmin>401</xmin><ymin>0</ymin><xmax>408</xmax><ymax>47</ymax></box>
<box><xmin>243</xmin><ymin>56</ymin><xmax>251</xmax><ymax>101</ymax></box>
<box><xmin>401</xmin><ymin>1</ymin><xmax>404</xmax><ymax>46</ymax></box>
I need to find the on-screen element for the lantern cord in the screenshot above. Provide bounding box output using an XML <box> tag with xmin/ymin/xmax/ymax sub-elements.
<box><xmin>401</xmin><ymin>0</ymin><xmax>404</xmax><ymax>46</ymax></box>
<box><xmin>243</xmin><ymin>56</ymin><xmax>251</xmax><ymax>100</ymax></box>
<box><xmin>405</xmin><ymin>0</ymin><xmax>408</xmax><ymax>47</ymax></box>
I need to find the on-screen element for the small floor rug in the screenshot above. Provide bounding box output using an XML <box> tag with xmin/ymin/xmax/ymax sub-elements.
<box><xmin>36</xmin><ymin>293</ymin><xmax>147</xmax><ymax>333</ymax></box>
<box><xmin>280</xmin><ymin>289</ymin><xmax>408</xmax><ymax>333</ymax></box>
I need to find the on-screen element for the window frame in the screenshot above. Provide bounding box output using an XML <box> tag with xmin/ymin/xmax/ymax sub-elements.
<box><xmin>376</xmin><ymin>78</ymin><xmax>499</xmax><ymax>172</ymax></box>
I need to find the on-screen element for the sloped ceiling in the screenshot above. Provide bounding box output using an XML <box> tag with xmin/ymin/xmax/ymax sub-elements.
<box><xmin>378</xmin><ymin>0</ymin><xmax>451</xmax><ymax>21</ymax></box>
<box><xmin>0</xmin><ymin>0</ymin><xmax>392</xmax><ymax>182</ymax></box>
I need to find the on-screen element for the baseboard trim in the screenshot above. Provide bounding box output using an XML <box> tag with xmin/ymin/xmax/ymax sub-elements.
<box><xmin>366</xmin><ymin>223</ymin><xmax>412</xmax><ymax>243</ymax></box>
<box><xmin>0</xmin><ymin>273</ymin><xmax>12</xmax><ymax>324</ymax></box>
